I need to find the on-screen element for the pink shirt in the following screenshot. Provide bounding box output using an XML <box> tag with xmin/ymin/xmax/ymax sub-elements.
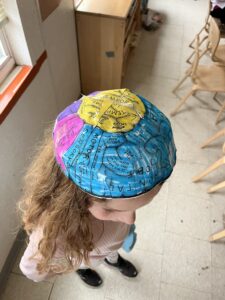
<box><xmin>20</xmin><ymin>215</ymin><xmax>130</xmax><ymax>282</ymax></box>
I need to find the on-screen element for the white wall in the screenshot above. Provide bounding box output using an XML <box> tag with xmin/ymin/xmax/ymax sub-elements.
<box><xmin>0</xmin><ymin>0</ymin><xmax>80</xmax><ymax>272</ymax></box>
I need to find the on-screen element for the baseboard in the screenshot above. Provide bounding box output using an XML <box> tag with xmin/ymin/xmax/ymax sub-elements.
<box><xmin>0</xmin><ymin>229</ymin><xmax>26</xmax><ymax>296</ymax></box>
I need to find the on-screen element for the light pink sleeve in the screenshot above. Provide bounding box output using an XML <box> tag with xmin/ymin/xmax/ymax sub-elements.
<box><xmin>19</xmin><ymin>227</ymin><xmax>68</xmax><ymax>282</ymax></box>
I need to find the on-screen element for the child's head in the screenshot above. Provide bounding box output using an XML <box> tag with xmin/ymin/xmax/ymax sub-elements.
<box><xmin>53</xmin><ymin>89</ymin><xmax>176</xmax><ymax>224</ymax></box>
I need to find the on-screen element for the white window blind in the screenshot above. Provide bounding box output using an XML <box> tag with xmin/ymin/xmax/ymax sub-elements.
<box><xmin>0</xmin><ymin>0</ymin><xmax>7</xmax><ymax>28</ymax></box>
<box><xmin>0</xmin><ymin>1</ymin><xmax>14</xmax><ymax>85</ymax></box>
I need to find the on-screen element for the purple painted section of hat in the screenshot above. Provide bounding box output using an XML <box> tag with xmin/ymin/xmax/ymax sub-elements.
<box><xmin>53</xmin><ymin>114</ymin><xmax>84</xmax><ymax>170</ymax></box>
<box><xmin>57</xmin><ymin>100</ymin><xmax>82</xmax><ymax>121</ymax></box>
<box><xmin>88</xmin><ymin>91</ymin><xmax>99</xmax><ymax>97</ymax></box>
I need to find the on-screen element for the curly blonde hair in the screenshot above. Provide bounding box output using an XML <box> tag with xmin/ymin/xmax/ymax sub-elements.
<box><xmin>18</xmin><ymin>127</ymin><xmax>101</xmax><ymax>274</ymax></box>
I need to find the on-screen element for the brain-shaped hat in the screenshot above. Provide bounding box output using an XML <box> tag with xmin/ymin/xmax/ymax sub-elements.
<box><xmin>53</xmin><ymin>89</ymin><xmax>176</xmax><ymax>198</ymax></box>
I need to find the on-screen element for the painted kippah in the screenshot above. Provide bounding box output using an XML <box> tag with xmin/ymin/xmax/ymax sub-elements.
<box><xmin>53</xmin><ymin>89</ymin><xmax>176</xmax><ymax>198</ymax></box>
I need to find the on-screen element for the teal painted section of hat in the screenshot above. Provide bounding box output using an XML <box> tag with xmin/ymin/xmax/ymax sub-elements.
<box><xmin>57</xmin><ymin>95</ymin><xmax>176</xmax><ymax>198</ymax></box>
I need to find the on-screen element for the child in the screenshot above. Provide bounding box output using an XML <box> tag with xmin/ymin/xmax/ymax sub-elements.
<box><xmin>18</xmin><ymin>89</ymin><xmax>176</xmax><ymax>287</ymax></box>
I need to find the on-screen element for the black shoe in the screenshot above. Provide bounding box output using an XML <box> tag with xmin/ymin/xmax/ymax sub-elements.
<box><xmin>104</xmin><ymin>254</ymin><xmax>138</xmax><ymax>278</ymax></box>
<box><xmin>76</xmin><ymin>268</ymin><xmax>103</xmax><ymax>287</ymax></box>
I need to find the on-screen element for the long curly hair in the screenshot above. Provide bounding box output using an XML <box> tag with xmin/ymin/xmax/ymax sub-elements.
<box><xmin>18</xmin><ymin>126</ymin><xmax>101</xmax><ymax>274</ymax></box>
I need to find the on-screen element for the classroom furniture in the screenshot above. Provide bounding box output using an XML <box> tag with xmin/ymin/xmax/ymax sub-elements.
<box><xmin>170</xmin><ymin>35</ymin><xmax>225</xmax><ymax>124</ymax></box>
<box><xmin>189</xmin><ymin>0</ymin><xmax>211</xmax><ymax>49</ymax></box>
<box><xmin>201</xmin><ymin>127</ymin><xmax>225</xmax><ymax>149</ymax></box>
<box><xmin>187</xmin><ymin>17</ymin><xmax>225</xmax><ymax>65</ymax></box>
<box><xmin>209</xmin><ymin>229</ymin><xmax>225</xmax><ymax>241</ymax></box>
<box><xmin>193</xmin><ymin>128</ymin><xmax>225</xmax><ymax>193</ymax></box>
<box><xmin>75</xmin><ymin>0</ymin><xmax>141</xmax><ymax>94</ymax></box>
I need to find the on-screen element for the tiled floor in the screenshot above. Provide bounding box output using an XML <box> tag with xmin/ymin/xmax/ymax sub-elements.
<box><xmin>2</xmin><ymin>0</ymin><xmax>225</xmax><ymax>299</ymax></box>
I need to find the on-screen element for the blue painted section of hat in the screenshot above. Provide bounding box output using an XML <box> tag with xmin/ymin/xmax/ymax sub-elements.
<box><xmin>62</xmin><ymin>96</ymin><xmax>176</xmax><ymax>198</ymax></box>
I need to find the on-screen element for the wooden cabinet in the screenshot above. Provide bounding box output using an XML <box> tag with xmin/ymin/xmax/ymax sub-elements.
<box><xmin>75</xmin><ymin>0</ymin><xmax>141</xmax><ymax>94</ymax></box>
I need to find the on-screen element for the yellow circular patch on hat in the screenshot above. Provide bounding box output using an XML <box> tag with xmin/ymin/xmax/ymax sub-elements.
<box><xmin>77</xmin><ymin>89</ymin><xmax>146</xmax><ymax>133</ymax></box>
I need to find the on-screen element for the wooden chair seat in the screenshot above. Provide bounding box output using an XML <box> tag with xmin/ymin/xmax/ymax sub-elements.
<box><xmin>194</xmin><ymin>64</ymin><xmax>225</xmax><ymax>91</ymax></box>
<box><xmin>213</xmin><ymin>44</ymin><xmax>225</xmax><ymax>64</ymax></box>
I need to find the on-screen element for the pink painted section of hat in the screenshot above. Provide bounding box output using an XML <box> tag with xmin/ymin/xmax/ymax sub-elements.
<box><xmin>53</xmin><ymin>114</ymin><xmax>84</xmax><ymax>170</ymax></box>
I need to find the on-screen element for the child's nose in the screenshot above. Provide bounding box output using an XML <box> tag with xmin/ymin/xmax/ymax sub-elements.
<box><xmin>120</xmin><ymin>211</ymin><xmax>136</xmax><ymax>225</ymax></box>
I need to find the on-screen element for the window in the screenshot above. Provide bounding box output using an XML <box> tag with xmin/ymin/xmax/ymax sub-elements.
<box><xmin>0</xmin><ymin>0</ymin><xmax>15</xmax><ymax>85</ymax></box>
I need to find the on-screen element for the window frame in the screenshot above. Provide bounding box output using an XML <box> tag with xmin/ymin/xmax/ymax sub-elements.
<box><xmin>0</xmin><ymin>27</ymin><xmax>15</xmax><ymax>85</ymax></box>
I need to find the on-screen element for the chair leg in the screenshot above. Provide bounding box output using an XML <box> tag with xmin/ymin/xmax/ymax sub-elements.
<box><xmin>200</xmin><ymin>128</ymin><xmax>225</xmax><ymax>148</ymax></box>
<box><xmin>213</xmin><ymin>92</ymin><xmax>223</xmax><ymax>106</ymax></box>
<box><xmin>223</xmin><ymin>141</ymin><xmax>225</xmax><ymax>153</ymax></box>
<box><xmin>208</xmin><ymin>180</ymin><xmax>225</xmax><ymax>193</ymax></box>
<box><xmin>209</xmin><ymin>229</ymin><xmax>225</xmax><ymax>242</ymax></box>
<box><xmin>192</xmin><ymin>156</ymin><xmax>225</xmax><ymax>182</ymax></box>
<box><xmin>170</xmin><ymin>90</ymin><xmax>194</xmax><ymax>116</ymax></box>
<box><xmin>215</xmin><ymin>100</ymin><xmax>225</xmax><ymax>124</ymax></box>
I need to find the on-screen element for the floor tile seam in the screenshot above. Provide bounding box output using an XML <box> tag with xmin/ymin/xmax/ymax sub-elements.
<box><xmin>126</xmin><ymin>72</ymin><xmax>179</xmax><ymax>84</ymax></box>
<box><xmin>212</xmin><ymin>261</ymin><xmax>225</xmax><ymax>269</ymax></box>
<box><xmin>131</xmin><ymin>246</ymin><xmax>164</xmax><ymax>258</ymax></box>
<box><xmin>177</xmin><ymin>157</ymin><xmax>215</xmax><ymax>167</ymax></box>
<box><xmin>151</xmin><ymin>57</ymin><xmax>182</xmax><ymax>67</ymax></box>
<box><xmin>165</xmin><ymin>230</ymin><xmax>211</xmax><ymax>243</ymax></box>
<box><xmin>10</xmin><ymin>271</ymin><xmax>24</xmax><ymax>277</ymax></box>
<box><xmin>175</xmin><ymin>157</ymin><xmax>219</xmax><ymax>168</ymax></box>
<box><xmin>150</xmin><ymin>73</ymin><xmax>180</xmax><ymax>81</ymax></box>
<box><xmin>133</xmin><ymin>245</ymin><xmax>164</xmax><ymax>256</ymax></box>
<box><xmin>211</xmin><ymin>264</ymin><xmax>225</xmax><ymax>272</ymax></box>
<box><xmin>158</xmin><ymin>193</ymin><xmax>168</xmax><ymax>300</ymax></box>
<box><xmin>166</xmin><ymin>188</ymin><xmax>212</xmax><ymax>202</ymax></box>
<box><xmin>166</xmin><ymin>187</ymin><xmax>213</xmax><ymax>202</ymax></box>
<box><xmin>48</xmin><ymin>282</ymin><xmax>55</xmax><ymax>300</ymax></box>
<box><xmin>159</xmin><ymin>280</ymin><xmax>213</xmax><ymax>296</ymax></box>
<box><xmin>10</xmin><ymin>271</ymin><xmax>55</xmax><ymax>285</ymax></box>
<box><xmin>151</xmin><ymin>42</ymin><xmax>184</xmax><ymax>53</ymax></box>
<box><xmin>164</xmin><ymin>230</ymin><xmax>212</xmax><ymax>243</ymax></box>
<box><xmin>209</xmin><ymin>194</ymin><xmax>213</xmax><ymax>295</ymax></box>
<box><xmin>130</xmin><ymin>53</ymin><xmax>183</xmax><ymax>68</ymax></box>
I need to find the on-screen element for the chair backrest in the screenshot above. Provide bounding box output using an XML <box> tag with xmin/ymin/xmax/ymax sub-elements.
<box><xmin>205</xmin><ymin>0</ymin><xmax>212</xmax><ymax>26</ymax></box>
<box><xmin>190</xmin><ymin>35</ymin><xmax>201</xmax><ymax>81</ymax></box>
<box><xmin>208</xmin><ymin>17</ymin><xmax>221</xmax><ymax>59</ymax></box>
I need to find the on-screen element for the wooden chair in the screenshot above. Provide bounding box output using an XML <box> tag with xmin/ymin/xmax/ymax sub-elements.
<box><xmin>209</xmin><ymin>229</ymin><xmax>225</xmax><ymax>242</ymax></box>
<box><xmin>210</xmin><ymin>213</ymin><xmax>225</xmax><ymax>242</ymax></box>
<box><xmin>173</xmin><ymin>17</ymin><xmax>225</xmax><ymax>96</ymax></box>
<box><xmin>192</xmin><ymin>139</ymin><xmax>225</xmax><ymax>193</ymax></box>
<box><xmin>186</xmin><ymin>17</ymin><xmax>225</xmax><ymax>66</ymax></box>
<box><xmin>192</xmin><ymin>155</ymin><xmax>225</xmax><ymax>182</ymax></box>
<box><xmin>189</xmin><ymin>0</ymin><xmax>211</xmax><ymax>49</ymax></box>
<box><xmin>170</xmin><ymin>36</ymin><xmax>225</xmax><ymax>123</ymax></box>
<box><xmin>192</xmin><ymin>156</ymin><xmax>225</xmax><ymax>193</ymax></box>
<box><xmin>201</xmin><ymin>127</ymin><xmax>225</xmax><ymax>149</ymax></box>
